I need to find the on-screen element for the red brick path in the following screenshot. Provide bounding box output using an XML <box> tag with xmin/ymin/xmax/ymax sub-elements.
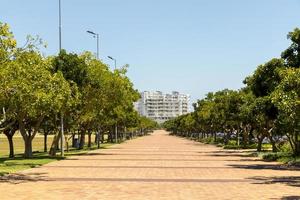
<box><xmin>1</xmin><ymin>130</ymin><xmax>300</xmax><ymax>200</ymax></box>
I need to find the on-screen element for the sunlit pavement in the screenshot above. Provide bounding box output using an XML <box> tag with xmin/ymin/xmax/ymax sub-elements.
<box><xmin>1</xmin><ymin>130</ymin><xmax>300</xmax><ymax>200</ymax></box>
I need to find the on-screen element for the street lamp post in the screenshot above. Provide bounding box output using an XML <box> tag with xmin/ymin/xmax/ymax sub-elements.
<box><xmin>108</xmin><ymin>56</ymin><xmax>118</xmax><ymax>143</ymax></box>
<box><xmin>59</xmin><ymin>0</ymin><xmax>64</xmax><ymax>157</ymax></box>
<box><xmin>59</xmin><ymin>0</ymin><xmax>62</xmax><ymax>51</ymax></box>
<box><xmin>87</xmin><ymin>31</ymin><xmax>99</xmax><ymax>59</ymax></box>
<box><xmin>107</xmin><ymin>56</ymin><xmax>116</xmax><ymax>70</ymax></box>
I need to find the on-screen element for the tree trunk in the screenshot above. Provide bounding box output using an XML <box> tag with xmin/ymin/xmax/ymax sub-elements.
<box><xmin>95</xmin><ymin>132</ymin><xmax>98</xmax><ymax>144</ymax></box>
<box><xmin>49</xmin><ymin>131</ymin><xmax>61</xmax><ymax>156</ymax></box>
<box><xmin>236</xmin><ymin>131</ymin><xmax>239</xmax><ymax>145</ymax></box>
<box><xmin>101</xmin><ymin>132</ymin><xmax>105</xmax><ymax>143</ymax></box>
<box><xmin>19</xmin><ymin>127</ymin><xmax>34</xmax><ymax>158</ymax></box>
<box><xmin>6</xmin><ymin>134</ymin><xmax>14</xmax><ymax>158</ymax></box>
<box><xmin>269</xmin><ymin>136</ymin><xmax>278</xmax><ymax>152</ymax></box>
<box><xmin>295</xmin><ymin>142</ymin><xmax>300</xmax><ymax>156</ymax></box>
<box><xmin>257</xmin><ymin>135</ymin><xmax>264</xmax><ymax>152</ymax></box>
<box><xmin>66</xmin><ymin>135</ymin><xmax>69</xmax><ymax>152</ymax></box>
<box><xmin>44</xmin><ymin>132</ymin><xmax>48</xmax><ymax>152</ymax></box>
<box><xmin>242</xmin><ymin>127</ymin><xmax>249</xmax><ymax>148</ymax></box>
<box><xmin>87</xmin><ymin>130</ymin><xmax>92</xmax><ymax>148</ymax></box>
<box><xmin>24</xmin><ymin>138</ymin><xmax>33</xmax><ymax>158</ymax></box>
<box><xmin>3</xmin><ymin>126</ymin><xmax>17</xmax><ymax>158</ymax></box>
<box><xmin>124</xmin><ymin>127</ymin><xmax>127</xmax><ymax>141</ymax></box>
<box><xmin>18</xmin><ymin>115</ymin><xmax>44</xmax><ymax>158</ymax></box>
<box><xmin>77</xmin><ymin>129</ymin><xmax>80</xmax><ymax>145</ymax></box>
<box><xmin>79</xmin><ymin>131</ymin><xmax>85</xmax><ymax>149</ymax></box>
<box><xmin>224</xmin><ymin>134</ymin><xmax>228</xmax><ymax>145</ymax></box>
<box><xmin>108</xmin><ymin>130</ymin><xmax>113</xmax><ymax>143</ymax></box>
<box><xmin>97</xmin><ymin>132</ymin><xmax>101</xmax><ymax>149</ymax></box>
<box><xmin>71</xmin><ymin>132</ymin><xmax>74</xmax><ymax>147</ymax></box>
<box><xmin>292</xmin><ymin>132</ymin><xmax>300</xmax><ymax>156</ymax></box>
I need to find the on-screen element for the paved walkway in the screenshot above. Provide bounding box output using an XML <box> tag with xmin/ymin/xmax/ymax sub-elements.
<box><xmin>1</xmin><ymin>130</ymin><xmax>300</xmax><ymax>200</ymax></box>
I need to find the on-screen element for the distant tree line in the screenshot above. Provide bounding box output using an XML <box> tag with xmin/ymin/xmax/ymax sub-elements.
<box><xmin>163</xmin><ymin>28</ymin><xmax>300</xmax><ymax>156</ymax></box>
<box><xmin>0</xmin><ymin>22</ymin><xmax>158</xmax><ymax>158</ymax></box>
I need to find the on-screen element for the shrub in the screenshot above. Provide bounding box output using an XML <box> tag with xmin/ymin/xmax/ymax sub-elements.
<box><xmin>216</xmin><ymin>143</ymin><xmax>223</xmax><ymax>147</ymax></box>
<box><xmin>199</xmin><ymin>137</ymin><xmax>216</xmax><ymax>144</ymax></box>
<box><xmin>223</xmin><ymin>145</ymin><xmax>240</xmax><ymax>149</ymax></box>
<box><xmin>223</xmin><ymin>143</ymin><xmax>257</xmax><ymax>150</ymax></box>
<box><xmin>278</xmin><ymin>142</ymin><xmax>292</xmax><ymax>153</ymax></box>
<box><xmin>262</xmin><ymin>152</ymin><xmax>291</xmax><ymax>161</ymax></box>
<box><xmin>262</xmin><ymin>153</ymin><xmax>280</xmax><ymax>161</ymax></box>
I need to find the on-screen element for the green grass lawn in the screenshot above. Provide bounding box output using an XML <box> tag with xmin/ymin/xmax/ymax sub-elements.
<box><xmin>0</xmin><ymin>154</ymin><xmax>60</xmax><ymax>176</ymax></box>
<box><xmin>0</xmin><ymin>133</ymin><xmax>113</xmax><ymax>176</ymax></box>
<box><xmin>0</xmin><ymin>134</ymin><xmax>54</xmax><ymax>156</ymax></box>
<box><xmin>0</xmin><ymin>133</ymin><xmax>101</xmax><ymax>156</ymax></box>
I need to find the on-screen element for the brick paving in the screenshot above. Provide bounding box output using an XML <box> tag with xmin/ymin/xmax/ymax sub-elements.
<box><xmin>0</xmin><ymin>130</ymin><xmax>300</xmax><ymax>200</ymax></box>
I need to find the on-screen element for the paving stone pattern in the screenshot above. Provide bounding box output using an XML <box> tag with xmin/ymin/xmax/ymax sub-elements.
<box><xmin>0</xmin><ymin>130</ymin><xmax>300</xmax><ymax>200</ymax></box>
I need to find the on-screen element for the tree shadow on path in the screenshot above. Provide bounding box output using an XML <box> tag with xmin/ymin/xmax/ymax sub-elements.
<box><xmin>0</xmin><ymin>172</ymin><xmax>48</xmax><ymax>184</ymax></box>
<box><xmin>247</xmin><ymin>176</ymin><xmax>300</xmax><ymax>188</ymax></box>
<box><xmin>228</xmin><ymin>163</ymin><xmax>300</xmax><ymax>171</ymax></box>
<box><xmin>279</xmin><ymin>196</ymin><xmax>300</xmax><ymax>200</ymax></box>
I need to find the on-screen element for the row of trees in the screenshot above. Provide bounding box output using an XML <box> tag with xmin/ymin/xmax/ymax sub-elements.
<box><xmin>0</xmin><ymin>22</ymin><xmax>157</xmax><ymax>158</ymax></box>
<box><xmin>164</xmin><ymin>28</ymin><xmax>300</xmax><ymax>156</ymax></box>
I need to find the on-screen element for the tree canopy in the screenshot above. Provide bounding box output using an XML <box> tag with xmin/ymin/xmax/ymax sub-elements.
<box><xmin>164</xmin><ymin>28</ymin><xmax>300</xmax><ymax>156</ymax></box>
<box><xmin>0</xmin><ymin>22</ymin><xmax>157</xmax><ymax>158</ymax></box>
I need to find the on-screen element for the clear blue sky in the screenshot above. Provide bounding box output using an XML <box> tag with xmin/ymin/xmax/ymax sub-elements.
<box><xmin>1</xmin><ymin>0</ymin><xmax>300</xmax><ymax>104</ymax></box>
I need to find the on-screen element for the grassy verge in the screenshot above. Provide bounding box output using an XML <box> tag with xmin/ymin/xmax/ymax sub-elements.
<box><xmin>188</xmin><ymin>135</ymin><xmax>300</xmax><ymax>167</ymax></box>
<box><xmin>0</xmin><ymin>143</ymin><xmax>113</xmax><ymax>176</ymax></box>
<box><xmin>195</xmin><ymin>137</ymin><xmax>271</xmax><ymax>150</ymax></box>
<box><xmin>223</xmin><ymin>143</ymin><xmax>272</xmax><ymax>150</ymax></box>
<box><xmin>0</xmin><ymin>134</ymin><xmax>54</xmax><ymax>156</ymax></box>
<box><xmin>258</xmin><ymin>152</ymin><xmax>300</xmax><ymax>166</ymax></box>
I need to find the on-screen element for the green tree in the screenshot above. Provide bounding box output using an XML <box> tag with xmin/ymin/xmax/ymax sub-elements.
<box><xmin>49</xmin><ymin>50</ymin><xmax>85</xmax><ymax>154</ymax></box>
<box><xmin>0</xmin><ymin>22</ymin><xmax>18</xmax><ymax>158</ymax></box>
<box><xmin>244</xmin><ymin>59</ymin><xmax>285</xmax><ymax>151</ymax></box>
<box><xmin>281</xmin><ymin>28</ymin><xmax>300</xmax><ymax>68</ymax></box>
<box><xmin>271</xmin><ymin>68</ymin><xmax>300</xmax><ymax>156</ymax></box>
<box><xmin>238</xmin><ymin>89</ymin><xmax>256</xmax><ymax>148</ymax></box>
<box><xmin>0</xmin><ymin>22</ymin><xmax>16</xmax><ymax>64</ymax></box>
<box><xmin>0</xmin><ymin>48</ymin><xmax>72</xmax><ymax>158</ymax></box>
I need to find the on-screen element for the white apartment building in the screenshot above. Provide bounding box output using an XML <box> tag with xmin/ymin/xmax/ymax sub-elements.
<box><xmin>135</xmin><ymin>91</ymin><xmax>190</xmax><ymax>123</ymax></box>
